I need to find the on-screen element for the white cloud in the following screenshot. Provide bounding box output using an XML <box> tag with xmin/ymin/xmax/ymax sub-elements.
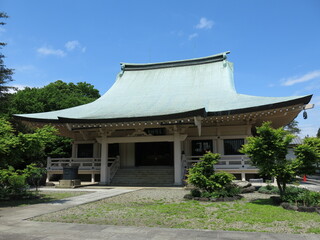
<box><xmin>65</xmin><ymin>40</ymin><xmax>80</xmax><ymax>51</ymax></box>
<box><xmin>188</xmin><ymin>33</ymin><xmax>198</xmax><ymax>40</ymax></box>
<box><xmin>37</xmin><ymin>46</ymin><xmax>66</xmax><ymax>57</ymax></box>
<box><xmin>65</xmin><ymin>40</ymin><xmax>86</xmax><ymax>53</ymax></box>
<box><xmin>196</xmin><ymin>17</ymin><xmax>214</xmax><ymax>29</ymax></box>
<box><xmin>7</xmin><ymin>84</ymin><xmax>29</xmax><ymax>94</ymax></box>
<box><xmin>282</xmin><ymin>70</ymin><xmax>320</xmax><ymax>86</ymax></box>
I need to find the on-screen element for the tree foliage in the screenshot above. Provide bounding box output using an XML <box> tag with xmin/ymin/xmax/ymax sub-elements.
<box><xmin>0</xmin><ymin>164</ymin><xmax>45</xmax><ymax>200</ymax></box>
<box><xmin>0</xmin><ymin>80</ymin><xmax>100</xmax><ymax>160</ymax></box>
<box><xmin>240</xmin><ymin>122</ymin><xmax>319</xmax><ymax>198</ymax></box>
<box><xmin>0</xmin><ymin>118</ymin><xmax>58</xmax><ymax>169</ymax></box>
<box><xmin>0</xmin><ymin>12</ymin><xmax>14</xmax><ymax>115</ymax></box>
<box><xmin>23</xmin><ymin>163</ymin><xmax>47</xmax><ymax>192</ymax></box>
<box><xmin>0</xmin><ymin>166</ymin><xmax>28</xmax><ymax>200</ymax></box>
<box><xmin>9</xmin><ymin>80</ymin><xmax>100</xmax><ymax>115</ymax></box>
<box><xmin>317</xmin><ymin>128</ymin><xmax>320</xmax><ymax>138</ymax></box>
<box><xmin>294</xmin><ymin>137</ymin><xmax>320</xmax><ymax>175</ymax></box>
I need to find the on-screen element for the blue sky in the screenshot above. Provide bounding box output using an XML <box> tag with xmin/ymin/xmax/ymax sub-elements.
<box><xmin>2</xmin><ymin>0</ymin><xmax>320</xmax><ymax>137</ymax></box>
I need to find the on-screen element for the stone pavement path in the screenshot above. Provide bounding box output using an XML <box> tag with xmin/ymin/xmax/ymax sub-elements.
<box><xmin>0</xmin><ymin>187</ymin><xmax>319</xmax><ymax>240</ymax></box>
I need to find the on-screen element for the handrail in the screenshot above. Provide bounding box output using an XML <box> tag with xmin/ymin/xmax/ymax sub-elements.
<box><xmin>183</xmin><ymin>155</ymin><xmax>256</xmax><ymax>170</ymax></box>
<box><xmin>47</xmin><ymin>157</ymin><xmax>116</xmax><ymax>171</ymax></box>
<box><xmin>108</xmin><ymin>155</ymin><xmax>120</xmax><ymax>182</ymax></box>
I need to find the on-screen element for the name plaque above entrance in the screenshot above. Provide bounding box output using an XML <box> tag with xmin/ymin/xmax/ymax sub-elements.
<box><xmin>144</xmin><ymin>128</ymin><xmax>166</xmax><ymax>136</ymax></box>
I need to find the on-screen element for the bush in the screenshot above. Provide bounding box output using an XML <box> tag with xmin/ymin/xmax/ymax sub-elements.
<box><xmin>281</xmin><ymin>186</ymin><xmax>307</xmax><ymax>203</ymax></box>
<box><xmin>23</xmin><ymin>163</ymin><xmax>46</xmax><ymax>192</ymax></box>
<box><xmin>281</xmin><ymin>186</ymin><xmax>320</xmax><ymax>207</ymax></box>
<box><xmin>258</xmin><ymin>185</ymin><xmax>280</xmax><ymax>194</ymax></box>
<box><xmin>187</xmin><ymin>153</ymin><xmax>219</xmax><ymax>192</ymax></box>
<box><xmin>209</xmin><ymin>172</ymin><xmax>236</xmax><ymax>191</ymax></box>
<box><xmin>297</xmin><ymin>191</ymin><xmax>320</xmax><ymax>207</ymax></box>
<box><xmin>0</xmin><ymin>167</ymin><xmax>29</xmax><ymax>200</ymax></box>
<box><xmin>211</xmin><ymin>184</ymin><xmax>241</xmax><ymax>198</ymax></box>
<box><xmin>190</xmin><ymin>188</ymin><xmax>201</xmax><ymax>197</ymax></box>
<box><xmin>187</xmin><ymin>153</ymin><xmax>235</xmax><ymax>192</ymax></box>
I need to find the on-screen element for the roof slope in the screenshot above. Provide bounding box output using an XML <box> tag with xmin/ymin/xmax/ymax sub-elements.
<box><xmin>14</xmin><ymin>52</ymin><xmax>312</xmax><ymax>123</ymax></box>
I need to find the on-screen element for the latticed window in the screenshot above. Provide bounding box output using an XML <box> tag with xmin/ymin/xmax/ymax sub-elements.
<box><xmin>223</xmin><ymin>139</ymin><xmax>244</xmax><ymax>155</ymax></box>
<box><xmin>192</xmin><ymin>140</ymin><xmax>213</xmax><ymax>156</ymax></box>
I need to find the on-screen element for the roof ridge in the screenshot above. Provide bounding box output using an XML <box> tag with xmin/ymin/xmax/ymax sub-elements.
<box><xmin>120</xmin><ymin>51</ymin><xmax>230</xmax><ymax>71</ymax></box>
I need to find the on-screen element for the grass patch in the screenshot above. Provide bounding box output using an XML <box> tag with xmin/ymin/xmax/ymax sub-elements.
<box><xmin>32</xmin><ymin>189</ymin><xmax>320</xmax><ymax>234</ymax></box>
<box><xmin>0</xmin><ymin>191</ymin><xmax>88</xmax><ymax>207</ymax></box>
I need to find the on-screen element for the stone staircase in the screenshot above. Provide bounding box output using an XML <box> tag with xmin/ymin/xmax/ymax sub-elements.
<box><xmin>110</xmin><ymin>166</ymin><xmax>174</xmax><ymax>186</ymax></box>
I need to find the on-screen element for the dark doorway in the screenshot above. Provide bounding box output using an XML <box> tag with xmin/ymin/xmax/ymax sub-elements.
<box><xmin>135</xmin><ymin>142</ymin><xmax>173</xmax><ymax>166</ymax></box>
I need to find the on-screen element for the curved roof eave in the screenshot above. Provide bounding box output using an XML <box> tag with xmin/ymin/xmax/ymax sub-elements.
<box><xmin>13</xmin><ymin>94</ymin><xmax>312</xmax><ymax>124</ymax></box>
<box><xmin>207</xmin><ymin>94</ymin><xmax>312</xmax><ymax>116</ymax></box>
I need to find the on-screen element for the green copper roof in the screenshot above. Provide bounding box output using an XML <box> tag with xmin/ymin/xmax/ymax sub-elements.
<box><xmin>14</xmin><ymin>52</ymin><xmax>312</xmax><ymax>123</ymax></box>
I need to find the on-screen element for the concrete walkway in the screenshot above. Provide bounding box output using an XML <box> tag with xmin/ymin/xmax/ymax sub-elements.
<box><xmin>0</xmin><ymin>187</ymin><xmax>319</xmax><ymax>240</ymax></box>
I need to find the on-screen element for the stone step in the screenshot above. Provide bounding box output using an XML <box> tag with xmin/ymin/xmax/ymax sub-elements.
<box><xmin>111</xmin><ymin>167</ymin><xmax>174</xmax><ymax>186</ymax></box>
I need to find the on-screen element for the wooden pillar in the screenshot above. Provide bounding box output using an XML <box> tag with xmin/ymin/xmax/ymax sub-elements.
<box><xmin>100</xmin><ymin>136</ymin><xmax>109</xmax><ymax>185</ymax></box>
<box><xmin>174</xmin><ymin>132</ymin><xmax>182</xmax><ymax>185</ymax></box>
<box><xmin>91</xmin><ymin>173</ymin><xmax>95</xmax><ymax>183</ymax></box>
<box><xmin>46</xmin><ymin>173</ymin><xmax>51</xmax><ymax>182</ymax></box>
<box><xmin>241</xmin><ymin>172</ymin><xmax>246</xmax><ymax>181</ymax></box>
<box><xmin>72</xmin><ymin>143</ymin><xmax>77</xmax><ymax>158</ymax></box>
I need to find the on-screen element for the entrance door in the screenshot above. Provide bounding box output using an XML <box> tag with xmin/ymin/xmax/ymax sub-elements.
<box><xmin>135</xmin><ymin>142</ymin><xmax>173</xmax><ymax>166</ymax></box>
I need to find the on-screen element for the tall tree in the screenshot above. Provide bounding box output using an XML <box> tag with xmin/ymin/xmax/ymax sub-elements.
<box><xmin>10</xmin><ymin>80</ymin><xmax>100</xmax><ymax>115</ymax></box>
<box><xmin>0</xmin><ymin>12</ymin><xmax>14</xmax><ymax>117</ymax></box>
<box><xmin>5</xmin><ymin>80</ymin><xmax>101</xmax><ymax>161</ymax></box>
<box><xmin>240</xmin><ymin>122</ymin><xmax>318</xmax><ymax>198</ymax></box>
<box><xmin>0</xmin><ymin>12</ymin><xmax>14</xmax><ymax>97</ymax></box>
<box><xmin>294</xmin><ymin>137</ymin><xmax>320</xmax><ymax>176</ymax></box>
<box><xmin>284</xmin><ymin>120</ymin><xmax>301</xmax><ymax>135</ymax></box>
<box><xmin>317</xmin><ymin>128</ymin><xmax>320</xmax><ymax>138</ymax></box>
<box><xmin>0</xmin><ymin>118</ymin><xmax>57</xmax><ymax>169</ymax></box>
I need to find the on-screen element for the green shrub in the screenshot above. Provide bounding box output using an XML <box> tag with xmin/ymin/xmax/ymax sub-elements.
<box><xmin>209</xmin><ymin>172</ymin><xmax>235</xmax><ymax>191</ymax></box>
<box><xmin>187</xmin><ymin>153</ymin><xmax>219</xmax><ymax>192</ymax></box>
<box><xmin>297</xmin><ymin>190</ymin><xmax>320</xmax><ymax>207</ymax></box>
<box><xmin>190</xmin><ymin>188</ymin><xmax>201</xmax><ymax>197</ymax></box>
<box><xmin>200</xmin><ymin>191</ymin><xmax>212</xmax><ymax>198</ymax></box>
<box><xmin>258</xmin><ymin>185</ymin><xmax>280</xmax><ymax>194</ymax></box>
<box><xmin>280</xmin><ymin>186</ymin><xmax>320</xmax><ymax>206</ymax></box>
<box><xmin>23</xmin><ymin>163</ymin><xmax>46</xmax><ymax>192</ymax></box>
<box><xmin>187</xmin><ymin>153</ymin><xmax>235</xmax><ymax>192</ymax></box>
<box><xmin>211</xmin><ymin>184</ymin><xmax>241</xmax><ymax>198</ymax></box>
<box><xmin>281</xmin><ymin>186</ymin><xmax>307</xmax><ymax>203</ymax></box>
<box><xmin>0</xmin><ymin>167</ymin><xmax>29</xmax><ymax>200</ymax></box>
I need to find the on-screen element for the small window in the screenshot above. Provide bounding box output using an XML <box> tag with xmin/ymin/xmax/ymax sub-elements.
<box><xmin>192</xmin><ymin>140</ymin><xmax>213</xmax><ymax>156</ymax></box>
<box><xmin>77</xmin><ymin>144</ymin><xmax>94</xmax><ymax>158</ymax></box>
<box><xmin>224</xmin><ymin>139</ymin><xmax>244</xmax><ymax>155</ymax></box>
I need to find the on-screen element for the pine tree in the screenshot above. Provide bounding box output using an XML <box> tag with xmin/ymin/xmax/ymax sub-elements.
<box><xmin>0</xmin><ymin>12</ymin><xmax>14</xmax><ymax>97</ymax></box>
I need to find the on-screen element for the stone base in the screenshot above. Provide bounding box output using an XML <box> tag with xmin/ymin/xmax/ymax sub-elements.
<box><xmin>57</xmin><ymin>179</ymin><xmax>81</xmax><ymax>188</ymax></box>
<box><xmin>45</xmin><ymin>182</ymin><xmax>55</xmax><ymax>186</ymax></box>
